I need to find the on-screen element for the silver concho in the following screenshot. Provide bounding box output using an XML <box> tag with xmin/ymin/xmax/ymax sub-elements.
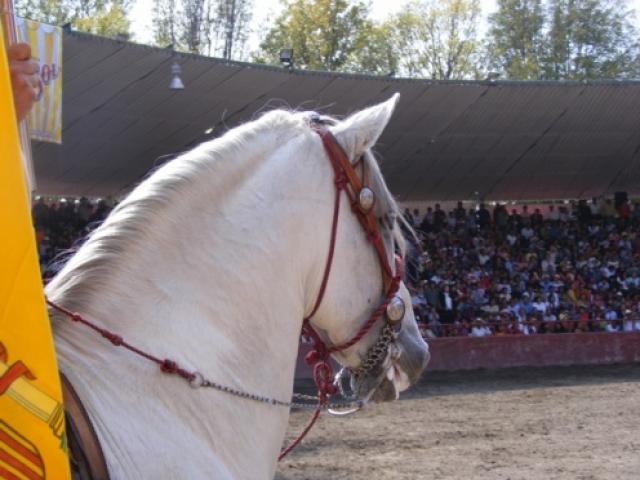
<box><xmin>386</xmin><ymin>296</ymin><xmax>406</xmax><ymax>324</ymax></box>
<box><xmin>358</xmin><ymin>187</ymin><xmax>375</xmax><ymax>212</ymax></box>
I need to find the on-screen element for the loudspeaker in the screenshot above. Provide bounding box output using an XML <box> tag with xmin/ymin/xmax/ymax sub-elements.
<box><xmin>614</xmin><ymin>191</ymin><xmax>628</xmax><ymax>209</ymax></box>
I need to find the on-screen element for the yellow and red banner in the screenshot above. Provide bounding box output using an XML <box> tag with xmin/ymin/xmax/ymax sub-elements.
<box><xmin>15</xmin><ymin>16</ymin><xmax>62</xmax><ymax>144</ymax></box>
<box><xmin>0</xmin><ymin>28</ymin><xmax>70</xmax><ymax>479</ymax></box>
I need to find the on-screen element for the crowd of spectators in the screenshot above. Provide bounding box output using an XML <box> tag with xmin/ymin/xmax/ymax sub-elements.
<box><xmin>32</xmin><ymin>194</ymin><xmax>640</xmax><ymax>339</ymax></box>
<box><xmin>32</xmin><ymin>196</ymin><xmax>113</xmax><ymax>277</ymax></box>
<box><xmin>404</xmin><ymin>197</ymin><xmax>640</xmax><ymax>338</ymax></box>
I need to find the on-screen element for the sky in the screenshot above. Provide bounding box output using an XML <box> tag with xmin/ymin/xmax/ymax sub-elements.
<box><xmin>129</xmin><ymin>0</ymin><xmax>500</xmax><ymax>53</ymax></box>
<box><xmin>129</xmin><ymin>0</ymin><xmax>640</xmax><ymax>56</ymax></box>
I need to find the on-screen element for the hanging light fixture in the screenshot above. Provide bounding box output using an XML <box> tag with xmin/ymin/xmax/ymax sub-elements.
<box><xmin>169</xmin><ymin>61</ymin><xmax>184</xmax><ymax>90</ymax></box>
<box><xmin>279</xmin><ymin>48</ymin><xmax>293</xmax><ymax>69</ymax></box>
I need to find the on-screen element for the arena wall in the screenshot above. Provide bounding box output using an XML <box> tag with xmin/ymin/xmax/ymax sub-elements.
<box><xmin>425</xmin><ymin>332</ymin><xmax>640</xmax><ymax>371</ymax></box>
<box><xmin>295</xmin><ymin>333</ymin><xmax>640</xmax><ymax>379</ymax></box>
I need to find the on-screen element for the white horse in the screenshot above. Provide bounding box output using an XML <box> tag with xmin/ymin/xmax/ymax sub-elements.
<box><xmin>46</xmin><ymin>94</ymin><xmax>429</xmax><ymax>479</ymax></box>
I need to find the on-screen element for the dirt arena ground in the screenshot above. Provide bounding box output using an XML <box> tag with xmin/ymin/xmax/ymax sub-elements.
<box><xmin>276</xmin><ymin>364</ymin><xmax>640</xmax><ymax>480</ymax></box>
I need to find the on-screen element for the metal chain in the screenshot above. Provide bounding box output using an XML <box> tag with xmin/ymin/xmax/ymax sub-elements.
<box><xmin>291</xmin><ymin>392</ymin><xmax>364</xmax><ymax>410</ymax></box>
<box><xmin>190</xmin><ymin>372</ymin><xmax>364</xmax><ymax>411</ymax></box>
<box><xmin>190</xmin><ymin>322</ymin><xmax>396</xmax><ymax>410</ymax></box>
<box><xmin>349</xmin><ymin>324</ymin><xmax>394</xmax><ymax>378</ymax></box>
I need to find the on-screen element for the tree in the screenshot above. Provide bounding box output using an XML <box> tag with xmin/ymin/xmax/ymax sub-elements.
<box><xmin>343</xmin><ymin>21</ymin><xmax>398</xmax><ymax>76</ymax></box>
<box><xmin>391</xmin><ymin>0</ymin><xmax>482</xmax><ymax>80</ymax></box>
<box><xmin>151</xmin><ymin>0</ymin><xmax>252</xmax><ymax>58</ymax></box>
<box><xmin>211</xmin><ymin>0</ymin><xmax>252</xmax><ymax>60</ymax></box>
<box><xmin>152</xmin><ymin>0</ymin><xmax>178</xmax><ymax>47</ymax></box>
<box><xmin>487</xmin><ymin>0</ymin><xmax>545</xmax><ymax>80</ymax></box>
<box><xmin>543</xmin><ymin>0</ymin><xmax>639</xmax><ymax>80</ymax></box>
<box><xmin>180</xmin><ymin>0</ymin><xmax>207</xmax><ymax>53</ymax></box>
<box><xmin>15</xmin><ymin>0</ymin><xmax>132</xmax><ymax>38</ymax></box>
<box><xmin>256</xmin><ymin>0</ymin><xmax>373</xmax><ymax>71</ymax></box>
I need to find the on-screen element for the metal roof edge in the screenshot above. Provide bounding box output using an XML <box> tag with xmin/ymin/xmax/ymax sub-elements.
<box><xmin>65</xmin><ymin>30</ymin><xmax>640</xmax><ymax>88</ymax></box>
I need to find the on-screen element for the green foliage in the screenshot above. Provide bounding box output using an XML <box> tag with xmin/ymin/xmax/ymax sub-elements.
<box><xmin>15</xmin><ymin>0</ymin><xmax>131</xmax><ymax>38</ymax></box>
<box><xmin>16</xmin><ymin>0</ymin><xmax>640</xmax><ymax>80</ymax></box>
<box><xmin>255</xmin><ymin>0</ymin><xmax>374</xmax><ymax>71</ymax></box>
<box><xmin>543</xmin><ymin>0</ymin><xmax>639</xmax><ymax>80</ymax></box>
<box><xmin>210</xmin><ymin>0</ymin><xmax>252</xmax><ymax>59</ymax></box>
<box><xmin>487</xmin><ymin>0</ymin><xmax>546</xmax><ymax>80</ymax></box>
<box><xmin>151</xmin><ymin>0</ymin><xmax>252</xmax><ymax>58</ymax></box>
<box><xmin>343</xmin><ymin>21</ymin><xmax>398</xmax><ymax>76</ymax></box>
<box><xmin>488</xmin><ymin>0</ymin><xmax>639</xmax><ymax>80</ymax></box>
<box><xmin>152</xmin><ymin>0</ymin><xmax>178</xmax><ymax>47</ymax></box>
<box><xmin>390</xmin><ymin>0</ymin><xmax>482</xmax><ymax>80</ymax></box>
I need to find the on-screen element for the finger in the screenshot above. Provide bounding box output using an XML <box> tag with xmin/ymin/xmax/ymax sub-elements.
<box><xmin>17</xmin><ymin>87</ymin><xmax>37</xmax><ymax>104</ymax></box>
<box><xmin>7</xmin><ymin>42</ymin><xmax>31</xmax><ymax>61</ymax></box>
<box><xmin>24</xmin><ymin>60</ymin><xmax>39</xmax><ymax>75</ymax></box>
<box><xmin>24</xmin><ymin>72</ymin><xmax>42</xmax><ymax>89</ymax></box>
<box><xmin>13</xmin><ymin>76</ymin><xmax>38</xmax><ymax>100</ymax></box>
<box><xmin>9</xmin><ymin>59</ymin><xmax>39</xmax><ymax>76</ymax></box>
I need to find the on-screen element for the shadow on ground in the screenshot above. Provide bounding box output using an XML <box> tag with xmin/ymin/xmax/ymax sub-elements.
<box><xmin>294</xmin><ymin>363</ymin><xmax>640</xmax><ymax>400</ymax></box>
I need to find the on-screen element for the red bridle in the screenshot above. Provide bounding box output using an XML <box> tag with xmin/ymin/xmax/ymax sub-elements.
<box><xmin>46</xmin><ymin>119</ymin><xmax>406</xmax><ymax>462</ymax></box>
<box><xmin>278</xmin><ymin>121</ymin><xmax>406</xmax><ymax>459</ymax></box>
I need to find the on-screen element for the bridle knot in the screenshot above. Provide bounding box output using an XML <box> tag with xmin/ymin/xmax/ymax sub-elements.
<box><xmin>101</xmin><ymin>331</ymin><xmax>123</xmax><ymax>346</ymax></box>
<box><xmin>334</xmin><ymin>172</ymin><xmax>348</xmax><ymax>189</ymax></box>
<box><xmin>312</xmin><ymin>360</ymin><xmax>337</xmax><ymax>400</ymax></box>
<box><xmin>160</xmin><ymin>359</ymin><xmax>178</xmax><ymax>374</ymax></box>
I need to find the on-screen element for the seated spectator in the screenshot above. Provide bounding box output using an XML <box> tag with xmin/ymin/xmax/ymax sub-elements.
<box><xmin>622</xmin><ymin>309</ymin><xmax>640</xmax><ymax>332</ymax></box>
<box><xmin>469</xmin><ymin>318</ymin><xmax>491</xmax><ymax>337</ymax></box>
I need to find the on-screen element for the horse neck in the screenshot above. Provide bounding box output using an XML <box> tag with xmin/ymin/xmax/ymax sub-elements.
<box><xmin>48</xmin><ymin>129</ymin><xmax>334</xmax><ymax>478</ymax></box>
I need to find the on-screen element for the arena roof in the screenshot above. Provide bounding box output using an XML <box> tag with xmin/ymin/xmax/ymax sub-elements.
<box><xmin>33</xmin><ymin>31</ymin><xmax>640</xmax><ymax>201</ymax></box>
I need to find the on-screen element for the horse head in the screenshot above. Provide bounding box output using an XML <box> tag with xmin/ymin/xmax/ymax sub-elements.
<box><xmin>303</xmin><ymin>94</ymin><xmax>430</xmax><ymax>404</ymax></box>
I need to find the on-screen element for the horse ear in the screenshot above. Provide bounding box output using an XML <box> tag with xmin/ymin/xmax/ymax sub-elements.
<box><xmin>332</xmin><ymin>93</ymin><xmax>399</xmax><ymax>162</ymax></box>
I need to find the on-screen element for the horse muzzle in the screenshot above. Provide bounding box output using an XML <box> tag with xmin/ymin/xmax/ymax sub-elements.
<box><xmin>346</xmin><ymin>328</ymin><xmax>429</xmax><ymax>403</ymax></box>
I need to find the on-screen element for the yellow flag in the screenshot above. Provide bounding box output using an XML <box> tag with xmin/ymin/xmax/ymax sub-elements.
<box><xmin>0</xmin><ymin>32</ymin><xmax>70</xmax><ymax>479</ymax></box>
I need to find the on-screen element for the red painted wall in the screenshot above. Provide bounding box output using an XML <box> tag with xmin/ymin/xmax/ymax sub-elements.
<box><xmin>295</xmin><ymin>333</ymin><xmax>640</xmax><ymax>378</ymax></box>
<box><xmin>425</xmin><ymin>332</ymin><xmax>640</xmax><ymax>371</ymax></box>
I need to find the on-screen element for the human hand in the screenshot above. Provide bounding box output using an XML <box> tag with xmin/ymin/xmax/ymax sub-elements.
<box><xmin>7</xmin><ymin>43</ymin><xmax>41</xmax><ymax>122</ymax></box>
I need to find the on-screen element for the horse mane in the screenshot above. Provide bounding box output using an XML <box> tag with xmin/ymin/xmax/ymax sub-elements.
<box><xmin>46</xmin><ymin>108</ymin><xmax>406</xmax><ymax>309</ymax></box>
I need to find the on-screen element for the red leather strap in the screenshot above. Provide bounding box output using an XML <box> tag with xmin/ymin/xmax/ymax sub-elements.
<box><xmin>302</xmin><ymin>123</ymin><xmax>403</xmax><ymax>364</ymax></box>
<box><xmin>312</xmin><ymin>127</ymin><xmax>395</xmax><ymax>285</ymax></box>
<box><xmin>280</xmin><ymin>124</ymin><xmax>407</xmax><ymax>460</ymax></box>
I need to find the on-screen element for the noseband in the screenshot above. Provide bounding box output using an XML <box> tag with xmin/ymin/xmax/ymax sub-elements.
<box><xmin>300</xmin><ymin>119</ymin><xmax>407</xmax><ymax>403</ymax></box>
